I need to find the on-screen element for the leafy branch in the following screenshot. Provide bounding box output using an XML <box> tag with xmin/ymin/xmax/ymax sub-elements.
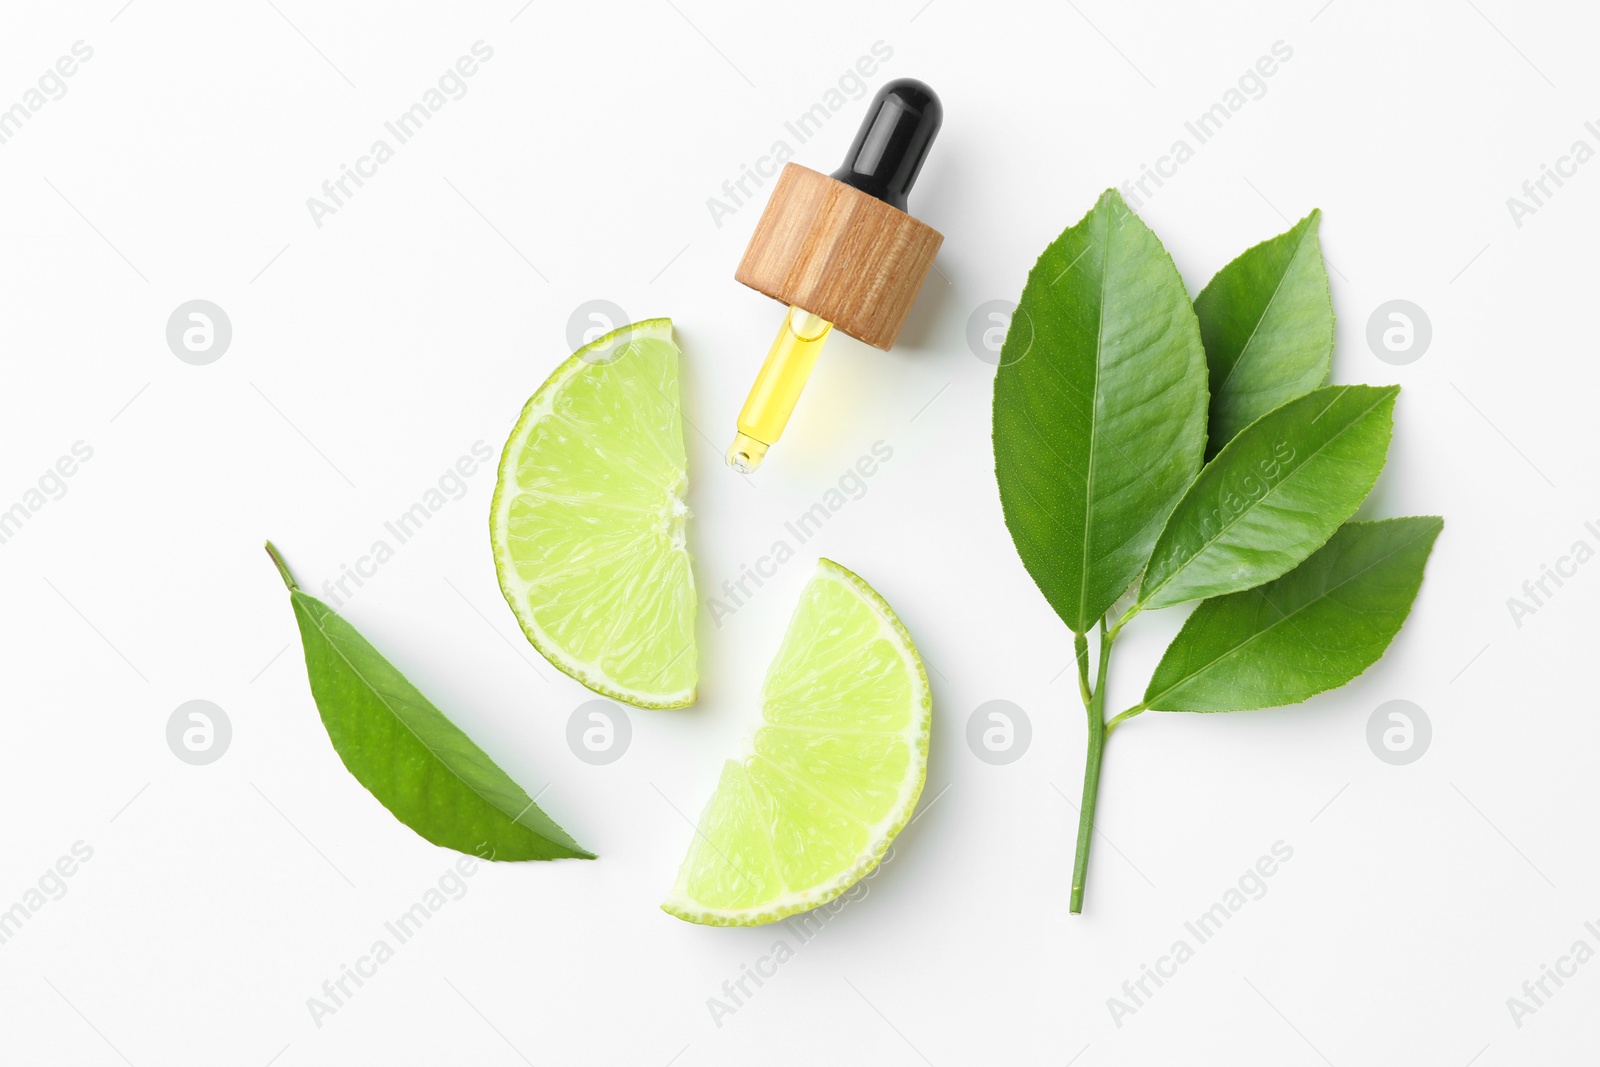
<box><xmin>992</xmin><ymin>192</ymin><xmax>1441</xmax><ymax>914</ymax></box>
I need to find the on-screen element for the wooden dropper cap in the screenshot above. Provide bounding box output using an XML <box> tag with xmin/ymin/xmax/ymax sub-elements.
<box><xmin>735</xmin><ymin>79</ymin><xmax>944</xmax><ymax>351</ymax></box>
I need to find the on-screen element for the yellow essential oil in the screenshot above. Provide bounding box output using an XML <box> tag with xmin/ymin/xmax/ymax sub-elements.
<box><xmin>726</xmin><ymin>305</ymin><xmax>833</xmax><ymax>473</ymax></box>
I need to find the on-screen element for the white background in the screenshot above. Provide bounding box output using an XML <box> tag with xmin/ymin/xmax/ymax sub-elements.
<box><xmin>1</xmin><ymin>0</ymin><xmax>1595</xmax><ymax>1064</ymax></box>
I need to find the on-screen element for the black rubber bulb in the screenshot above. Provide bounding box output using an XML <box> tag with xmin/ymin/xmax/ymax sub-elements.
<box><xmin>830</xmin><ymin>78</ymin><xmax>942</xmax><ymax>213</ymax></box>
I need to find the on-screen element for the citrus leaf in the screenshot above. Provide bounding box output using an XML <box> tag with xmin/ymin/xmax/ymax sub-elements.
<box><xmin>1137</xmin><ymin>384</ymin><xmax>1397</xmax><ymax>611</ymax></box>
<box><xmin>1143</xmin><ymin>517</ymin><xmax>1442</xmax><ymax>713</ymax></box>
<box><xmin>1196</xmin><ymin>209</ymin><xmax>1333</xmax><ymax>456</ymax></box>
<box><xmin>267</xmin><ymin>543</ymin><xmax>592</xmax><ymax>861</ymax></box>
<box><xmin>993</xmin><ymin>189</ymin><xmax>1209</xmax><ymax>634</ymax></box>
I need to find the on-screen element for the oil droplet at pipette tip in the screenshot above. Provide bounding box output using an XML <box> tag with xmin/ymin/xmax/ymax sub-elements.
<box><xmin>725</xmin><ymin>432</ymin><xmax>769</xmax><ymax>473</ymax></box>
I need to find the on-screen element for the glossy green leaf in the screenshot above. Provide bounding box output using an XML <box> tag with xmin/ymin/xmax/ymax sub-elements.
<box><xmin>1143</xmin><ymin>517</ymin><xmax>1442</xmax><ymax>713</ymax></box>
<box><xmin>1137</xmin><ymin>384</ymin><xmax>1397</xmax><ymax>611</ymax></box>
<box><xmin>1196</xmin><ymin>210</ymin><xmax>1334</xmax><ymax>455</ymax></box>
<box><xmin>267</xmin><ymin>543</ymin><xmax>592</xmax><ymax>860</ymax></box>
<box><xmin>993</xmin><ymin>189</ymin><xmax>1209</xmax><ymax>634</ymax></box>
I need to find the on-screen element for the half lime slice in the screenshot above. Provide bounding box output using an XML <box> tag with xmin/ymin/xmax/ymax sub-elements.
<box><xmin>490</xmin><ymin>318</ymin><xmax>696</xmax><ymax>708</ymax></box>
<box><xmin>663</xmin><ymin>559</ymin><xmax>931</xmax><ymax>926</ymax></box>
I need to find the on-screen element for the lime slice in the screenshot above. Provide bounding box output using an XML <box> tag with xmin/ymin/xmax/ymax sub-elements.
<box><xmin>490</xmin><ymin>318</ymin><xmax>696</xmax><ymax>708</ymax></box>
<box><xmin>662</xmin><ymin>559</ymin><xmax>931</xmax><ymax>926</ymax></box>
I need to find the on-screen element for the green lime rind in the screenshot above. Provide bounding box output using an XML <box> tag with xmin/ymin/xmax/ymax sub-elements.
<box><xmin>661</xmin><ymin>558</ymin><xmax>932</xmax><ymax>927</ymax></box>
<box><xmin>489</xmin><ymin>317</ymin><xmax>697</xmax><ymax>709</ymax></box>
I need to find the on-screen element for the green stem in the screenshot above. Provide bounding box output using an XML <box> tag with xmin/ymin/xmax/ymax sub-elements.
<box><xmin>264</xmin><ymin>540</ymin><xmax>299</xmax><ymax>591</ymax></box>
<box><xmin>1107</xmin><ymin>601</ymin><xmax>1142</xmax><ymax>643</ymax></box>
<box><xmin>1070</xmin><ymin>621</ymin><xmax>1115</xmax><ymax>914</ymax></box>
<box><xmin>1073</xmin><ymin>631</ymin><xmax>1092</xmax><ymax>708</ymax></box>
<box><xmin>1106</xmin><ymin>703</ymin><xmax>1147</xmax><ymax>734</ymax></box>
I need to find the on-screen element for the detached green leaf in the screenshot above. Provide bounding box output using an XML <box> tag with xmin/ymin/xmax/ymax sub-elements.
<box><xmin>267</xmin><ymin>543</ymin><xmax>592</xmax><ymax>860</ymax></box>
<box><xmin>1137</xmin><ymin>384</ymin><xmax>1398</xmax><ymax>610</ymax></box>
<box><xmin>993</xmin><ymin>189</ymin><xmax>1209</xmax><ymax>634</ymax></box>
<box><xmin>1143</xmin><ymin>517</ymin><xmax>1442</xmax><ymax>713</ymax></box>
<box><xmin>1196</xmin><ymin>210</ymin><xmax>1334</xmax><ymax>455</ymax></box>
